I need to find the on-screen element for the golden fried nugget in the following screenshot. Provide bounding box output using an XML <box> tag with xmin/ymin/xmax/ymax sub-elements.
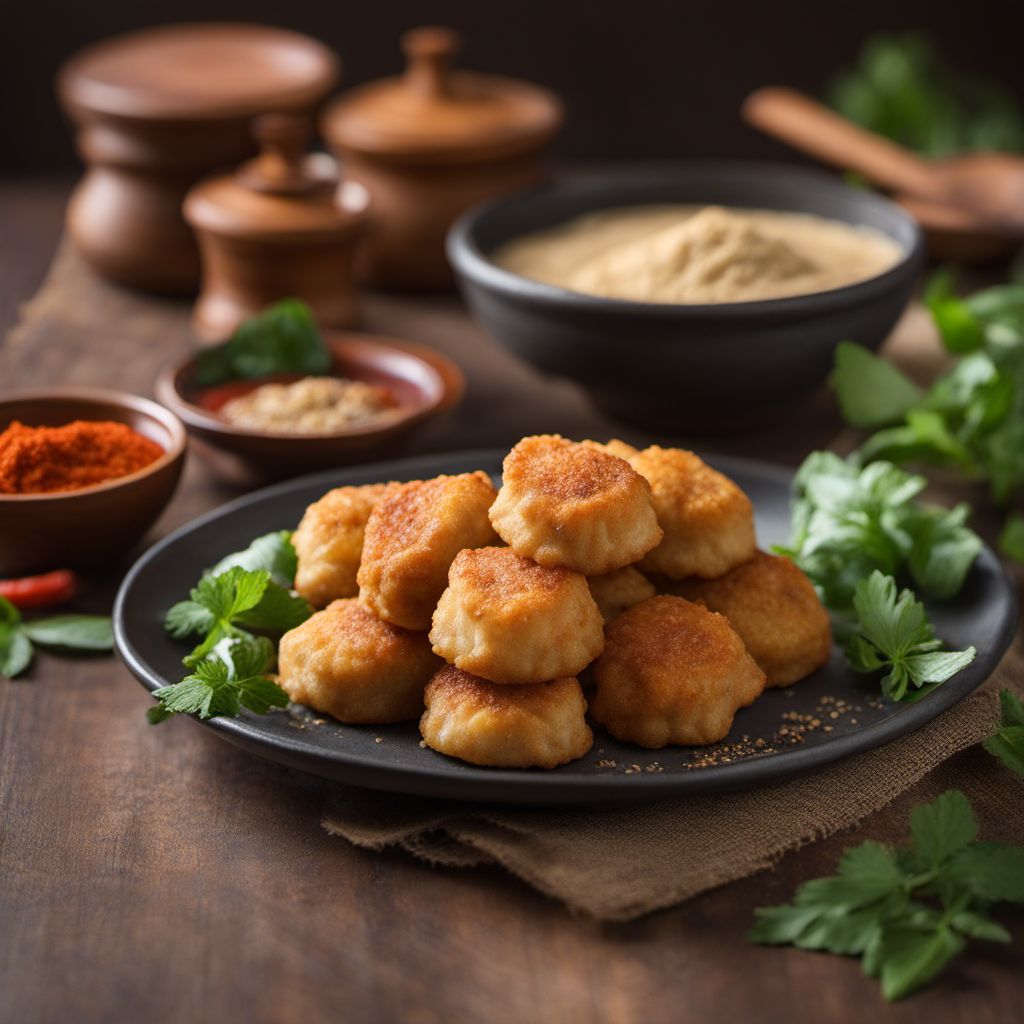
<box><xmin>667</xmin><ymin>550</ymin><xmax>831</xmax><ymax>687</ymax></box>
<box><xmin>489</xmin><ymin>435</ymin><xmax>662</xmax><ymax>574</ymax></box>
<box><xmin>278</xmin><ymin>599</ymin><xmax>440</xmax><ymax>723</ymax></box>
<box><xmin>588</xmin><ymin>566</ymin><xmax>656</xmax><ymax>622</ymax></box>
<box><xmin>580</xmin><ymin>438</ymin><xmax>640</xmax><ymax>460</ymax></box>
<box><xmin>358</xmin><ymin>472</ymin><xmax>498</xmax><ymax>630</ymax></box>
<box><xmin>430</xmin><ymin>546</ymin><xmax>605</xmax><ymax>684</ymax></box>
<box><xmin>420</xmin><ymin>665</ymin><xmax>593</xmax><ymax>768</ymax></box>
<box><xmin>630</xmin><ymin>446</ymin><xmax>756</xmax><ymax>579</ymax></box>
<box><xmin>591</xmin><ymin>595</ymin><xmax>765</xmax><ymax>747</ymax></box>
<box><xmin>292</xmin><ymin>483</ymin><xmax>392</xmax><ymax>607</ymax></box>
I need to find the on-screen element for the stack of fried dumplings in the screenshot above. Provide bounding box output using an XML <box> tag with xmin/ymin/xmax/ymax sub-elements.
<box><xmin>278</xmin><ymin>436</ymin><xmax>831</xmax><ymax>769</ymax></box>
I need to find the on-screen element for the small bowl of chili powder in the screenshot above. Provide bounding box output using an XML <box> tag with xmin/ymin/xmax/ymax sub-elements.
<box><xmin>0</xmin><ymin>388</ymin><xmax>186</xmax><ymax>576</ymax></box>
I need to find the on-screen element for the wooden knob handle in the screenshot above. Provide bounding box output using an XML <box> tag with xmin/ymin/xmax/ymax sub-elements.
<box><xmin>240</xmin><ymin>113</ymin><xmax>313</xmax><ymax>194</ymax></box>
<box><xmin>402</xmin><ymin>26</ymin><xmax>461</xmax><ymax>97</ymax></box>
<box><xmin>742</xmin><ymin>86</ymin><xmax>944</xmax><ymax>200</ymax></box>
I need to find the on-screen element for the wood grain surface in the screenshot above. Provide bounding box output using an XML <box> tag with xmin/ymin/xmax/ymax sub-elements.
<box><xmin>0</xmin><ymin>179</ymin><xmax>1021</xmax><ymax>1024</ymax></box>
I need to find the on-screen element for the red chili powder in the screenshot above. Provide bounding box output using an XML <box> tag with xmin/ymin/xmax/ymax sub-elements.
<box><xmin>0</xmin><ymin>419</ymin><xmax>165</xmax><ymax>495</ymax></box>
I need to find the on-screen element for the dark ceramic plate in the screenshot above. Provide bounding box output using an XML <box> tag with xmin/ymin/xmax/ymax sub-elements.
<box><xmin>114</xmin><ymin>450</ymin><xmax>1017</xmax><ymax>805</ymax></box>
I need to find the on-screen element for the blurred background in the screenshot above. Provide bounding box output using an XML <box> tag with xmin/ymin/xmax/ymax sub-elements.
<box><xmin>4</xmin><ymin>0</ymin><xmax>1023</xmax><ymax>173</ymax></box>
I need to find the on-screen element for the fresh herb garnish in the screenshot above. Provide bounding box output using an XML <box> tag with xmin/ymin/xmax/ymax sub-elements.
<box><xmin>750</xmin><ymin>789</ymin><xmax>1024</xmax><ymax>1000</ymax></box>
<box><xmin>779</xmin><ymin>452</ymin><xmax>981</xmax><ymax>611</ymax></box>
<box><xmin>194</xmin><ymin>298</ymin><xmax>332</xmax><ymax>387</ymax></box>
<box><xmin>832</xmin><ymin>270</ymin><xmax>1024</xmax><ymax>560</ymax></box>
<box><xmin>151</xmin><ymin>533</ymin><xmax>311</xmax><ymax>725</ymax></box>
<box><xmin>827</xmin><ymin>33</ymin><xmax>1024</xmax><ymax>157</ymax></box>
<box><xmin>845</xmin><ymin>572</ymin><xmax>975</xmax><ymax>702</ymax></box>
<box><xmin>983</xmin><ymin>689</ymin><xmax>1024</xmax><ymax>777</ymax></box>
<box><xmin>0</xmin><ymin>595</ymin><xmax>113</xmax><ymax>679</ymax></box>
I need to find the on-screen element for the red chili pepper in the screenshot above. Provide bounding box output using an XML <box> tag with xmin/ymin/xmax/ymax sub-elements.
<box><xmin>0</xmin><ymin>570</ymin><xmax>78</xmax><ymax>610</ymax></box>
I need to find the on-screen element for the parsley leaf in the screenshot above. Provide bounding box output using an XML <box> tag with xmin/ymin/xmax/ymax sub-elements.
<box><xmin>831</xmin><ymin>341</ymin><xmax>924</xmax><ymax>429</ymax></box>
<box><xmin>983</xmin><ymin>688</ymin><xmax>1024</xmax><ymax>777</ymax></box>
<box><xmin>999</xmin><ymin>513</ymin><xmax>1024</xmax><ymax>562</ymax></box>
<box><xmin>751</xmin><ymin>789</ymin><xmax>1023</xmax><ymax>1001</ymax></box>
<box><xmin>194</xmin><ymin>299</ymin><xmax>331</xmax><ymax>387</ymax></box>
<box><xmin>206</xmin><ymin>530</ymin><xmax>298</xmax><ymax>589</ymax></box>
<box><xmin>150</xmin><ymin>633</ymin><xmax>287</xmax><ymax>723</ymax></box>
<box><xmin>846</xmin><ymin>572</ymin><xmax>975</xmax><ymax>701</ymax></box>
<box><xmin>783</xmin><ymin>453</ymin><xmax>981</xmax><ymax>612</ymax></box>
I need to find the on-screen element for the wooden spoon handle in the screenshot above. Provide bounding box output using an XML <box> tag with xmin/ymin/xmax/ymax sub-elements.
<box><xmin>743</xmin><ymin>87</ymin><xmax>943</xmax><ymax>199</ymax></box>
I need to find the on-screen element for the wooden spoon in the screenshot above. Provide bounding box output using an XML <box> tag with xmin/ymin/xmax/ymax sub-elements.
<box><xmin>743</xmin><ymin>87</ymin><xmax>1024</xmax><ymax>261</ymax></box>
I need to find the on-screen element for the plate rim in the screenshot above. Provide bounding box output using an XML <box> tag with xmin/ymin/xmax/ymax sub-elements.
<box><xmin>113</xmin><ymin>448</ymin><xmax>1020</xmax><ymax>805</ymax></box>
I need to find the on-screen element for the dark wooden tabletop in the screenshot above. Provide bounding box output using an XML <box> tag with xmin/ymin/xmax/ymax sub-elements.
<box><xmin>1</xmin><ymin>179</ymin><xmax>1021</xmax><ymax>1024</ymax></box>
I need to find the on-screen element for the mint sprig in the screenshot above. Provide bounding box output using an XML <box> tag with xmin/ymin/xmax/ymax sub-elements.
<box><xmin>750</xmin><ymin>790</ymin><xmax>1024</xmax><ymax>1000</ymax></box>
<box><xmin>983</xmin><ymin>689</ymin><xmax>1024</xmax><ymax>777</ymax></box>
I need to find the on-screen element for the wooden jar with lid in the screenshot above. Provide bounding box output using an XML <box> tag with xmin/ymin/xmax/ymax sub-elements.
<box><xmin>57</xmin><ymin>23</ymin><xmax>339</xmax><ymax>294</ymax></box>
<box><xmin>184</xmin><ymin>114</ymin><xmax>369</xmax><ymax>341</ymax></box>
<box><xmin>321</xmin><ymin>27</ymin><xmax>564</xmax><ymax>290</ymax></box>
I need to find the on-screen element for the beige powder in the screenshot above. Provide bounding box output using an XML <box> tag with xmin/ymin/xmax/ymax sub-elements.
<box><xmin>496</xmin><ymin>205</ymin><xmax>903</xmax><ymax>304</ymax></box>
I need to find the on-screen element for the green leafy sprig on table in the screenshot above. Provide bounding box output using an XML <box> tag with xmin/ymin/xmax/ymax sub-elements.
<box><xmin>0</xmin><ymin>595</ymin><xmax>113</xmax><ymax>679</ymax></box>
<box><xmin>828</xmin><ymin>32</ymin><xmax>1024</xmax><ymax>157</ymax></box>
<box><xmin>832</xmin><ymin>272</ymin><xmax>1024</xmax><ymax>560</ymax></box>
<box><xmin>194</xmin><ymin>298</ymin><xmax>332</xmax><ymax>387</ymax></box>
<box><xmin>149</xmin><ymin>531</ymin><xmax>311</xmax><ymax>725</ymax></box>
<box><xmin>749</xmin><ymin>789</ymin><xmax>1024</xmax><ymax>1001</ymax></box>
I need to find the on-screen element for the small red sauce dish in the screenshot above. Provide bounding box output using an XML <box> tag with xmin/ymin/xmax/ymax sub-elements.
<box><xmin>155</xmin><ymin>332</ymin><xmax>464</xmax><ymax>483</ymax></box>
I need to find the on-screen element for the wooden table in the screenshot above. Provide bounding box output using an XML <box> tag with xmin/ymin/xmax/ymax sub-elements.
<box><xmin>1</xmin><ymin>179</ymin><xmax>1021</xmax><ymax>1024</ymax></box>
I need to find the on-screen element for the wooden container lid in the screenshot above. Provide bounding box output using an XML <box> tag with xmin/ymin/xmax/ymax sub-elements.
<box><xmin>58</xmin><ymin>23</ymin><xmax>340</xmax><ymax>122</ymax></box>
<box><xmin>185</xmin><ymin>114</ymin><xmax>368</xmax><ymax>242</ymax></box>
<box><xmin>321</xmin><ymin>27</ymin><xmax>563</xmax><ymax>161</ymax></box>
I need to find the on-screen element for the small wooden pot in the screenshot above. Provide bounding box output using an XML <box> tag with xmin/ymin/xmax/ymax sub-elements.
<box><xmin>185</xmin><ymin>115</ymin><xmax>369</xmax><ymax>341</ymax></box>
<box><xmin>321</xmin><ymin>27</ymin><xmax>563</xmax><ymax>290</ymax></box>
<box><xmin>57</xmin><ymin>23</ymin><xmax>339</xmax><ymax>295</ymax></box>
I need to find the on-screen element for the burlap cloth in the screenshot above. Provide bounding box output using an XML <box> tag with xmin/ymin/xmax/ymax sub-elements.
<box><xmin>6</xmin><ymin>243</ymin><xmax>1022</xmax><ymax>921</ymax></box>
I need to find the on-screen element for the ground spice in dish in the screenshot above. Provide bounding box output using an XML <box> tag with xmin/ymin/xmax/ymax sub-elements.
<box><xmin>0</xmin><ymin>420</ymin><xmax>164</xmax><ymax>495</ymax></box>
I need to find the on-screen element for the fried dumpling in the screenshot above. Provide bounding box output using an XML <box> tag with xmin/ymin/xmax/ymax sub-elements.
<box><xmin>590</xmin><ymin>595</ymin><xmax>765</xmax><ymax>747</ymax></box>
<box><xmin>488</xmin><ymin>435</ymin><xmax>662</xmax><ymax>575</ymax></box>
<box><xmin>357</xmin><ymin>472</ymin><xmax>499</xmax><ymax>630</ymax></box>
<box><xmin>630</xmin><ymin>446</ymin><xmax>756</xmax><ymax>579</ymax></box>
<box><xmin>420</xmin><ymin>665</ymin><xmax>593</xmax><ymax>768</ymax></box>
<box><xmin>293</xmin><ymin>483</ymin><xmax>391</xmax><ymax>608</ymax></box>
<box><xmin>580</xmin><ymin>438</ymin><xmax>640</xmax><ymax>460</ymax></box>
<box><xmin>587</xmin><ymin>566</ymin><xmax>656</xmax><ymax>623</ymax></box>
<box><xmin>666</xmin><ymin>550</ymin><xmax>831</xmax><ymax>687</ymax></box>
<box><xmin>430</xmin><ymin>546</ymin><xmax>605</xmax><ymax>684</ymax></box>
<box><xmin>277</xmin><ymin>599</ymin><xmax>440</xmax><ymax>723</ymax></box>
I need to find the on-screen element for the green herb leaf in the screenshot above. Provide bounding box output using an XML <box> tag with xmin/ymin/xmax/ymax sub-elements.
<box><xmin>904</xmin><ymin>503</ymin><xmax>982</xmax><ymax>599</ymax></box>
<box><xmin>946</xmin><ymin>842</ymin><xmax>1024</xmax><ymax>903</ymax></box>
<box><xmin>234</xmin><ymin>581</ymin><xmax>312</xmax><ymax>634</ymax></box>
<box><xmin>22</xmin><ymin>614</ymin><xmax>113</xmax><ymax>651</ymax></box>
<box><xmin>926</xmin><ymin>270</ymin><xmax>985</xmax><ymax>354</ymax></box>
<box><xmin>206</xmin><ymin>530</ymin><xmax>298</xmax><ymax>589</ymax></box>
<box><xmin>194</xmin><ymin>299</ymin><xmax>331</xmax><ymax>386</ymax></box>
<box><xmin>982</xmin><ymin>688</ymin><xmax>1024</xmax><ymax>777</ymax></box>
<box><xmin>164</xmin><ymin>600</ymin><xmax>215</xmax><ymax>639</ymax></box>
<box><xmin>998</xmin><ymin>512</ymin><xmax>1024</xmax><ymax>561</ymax></box>
<box><xmin>910</xmin><ymin>790</ymin><xmax>977</xmax><ymax>869</ymax></box>
<box><xmin>878</xmin><ymin>923</ymin><xmax>965</xmax><ymax>1001</ymax></box>
<box><xmin>831</xmin><ymin>341</ymin><xmax>924</xmax><ymax>429</ymax></box>
<box><xmin>0</xmin><ymin>627</ymin><xmax>33</xmax><ymax>679</ymax></box>
<box><xmin>750</xmin><ymin>788</ymin><xmax>1024</xmax><ymax>1002</ymax></box>
<box><xmin>846</xmin><ymin>572</ymin><xmax>975</xmax><ymax>701</ymax></box>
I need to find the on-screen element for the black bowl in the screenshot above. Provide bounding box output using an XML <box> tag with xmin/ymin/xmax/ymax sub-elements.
<box><xmin>447</xmin><ymin>162</ymin><xmax>924</xmax><ymax>432</ymax></box>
